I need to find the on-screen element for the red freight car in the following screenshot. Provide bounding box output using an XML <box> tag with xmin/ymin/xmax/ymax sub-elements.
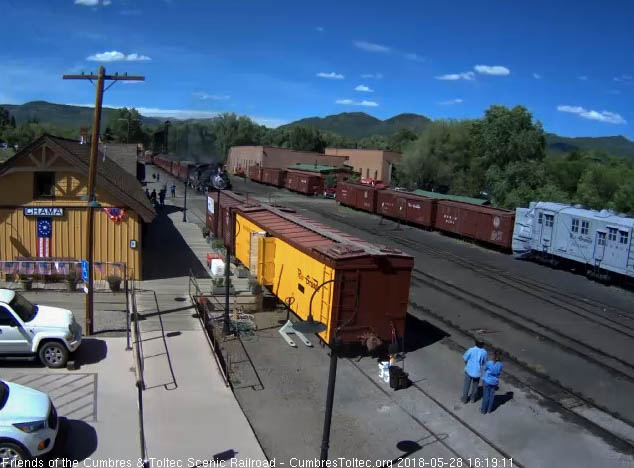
<box><xmin>377</xmin><ymin>190</ymin><xmax>437</xmax><ymax>228</ymax></box>
<box><xmin>261</xmin><ymin>167</ymin><xmax>287</xmax><ymax>187</ymax></box>
<box><xmin>248</xmin><ymin>165</ymin><xmax>263</xmax><ymax>182</ymax></box>
<box><xmin>434</xmin><ymin>200</ymin><xmax>515</xmax><ymax>250</ymax></box>
<box><xmin>284</xmin><ymin>170</ymin><xmax>324</xmax><ymax>195</ymax></box>
<box><xmin>335</xmin><ymin>181</ymin><xmax>382</xmax><ymax>213</ymax></box>
<box><xmin>178</xmin><ymin>161</ymin><xmax>196</xmax><ymax>182</ymax></box>
<box><xmin>206</xmin><ymin>190</ymin><xmax>260</xmax><ymax>249</ymax></box>
<box><xmin>170</xmin><ymin>161</ymin><xmax>180</xmax><ymax>178</ymax></box>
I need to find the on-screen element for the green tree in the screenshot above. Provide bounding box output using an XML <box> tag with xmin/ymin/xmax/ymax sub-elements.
<box><xmin>0</xmin><ymin>107</ymin><xmax>10</xmax><ymax>128</ymax></box>
<box><xmin>387</xmin><ymin>128</ymin><xmax>417</xmax><ymax>152</ymax></box>
<box><xmin>107</xmin><ymin>108</ymin><xmax>148</xmax><ymax>145</ymax></box>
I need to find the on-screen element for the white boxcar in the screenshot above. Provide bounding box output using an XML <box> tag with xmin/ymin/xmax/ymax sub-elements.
<box><xmin>513</xmin><ymin>201</ymin><xmax>634</xmax><ymax>278</ymax></box>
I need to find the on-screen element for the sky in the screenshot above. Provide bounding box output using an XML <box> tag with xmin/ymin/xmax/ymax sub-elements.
<box><xmin>1</xmin><ymin>0</ymin><xmax>633</xmax><ymax>138</ymax></box>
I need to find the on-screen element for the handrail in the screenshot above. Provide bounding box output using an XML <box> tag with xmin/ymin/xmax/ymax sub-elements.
<box><xmin>128</xmin><ymin>279</ymin><xmax>149</xmax><ymax>468</ymax></box>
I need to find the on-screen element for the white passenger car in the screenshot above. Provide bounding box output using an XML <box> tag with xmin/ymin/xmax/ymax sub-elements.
<box><xmin>0</xmin><ymin>289</ymin><xmax>82</xmax><ymax>368</ymax></box>
<box><xmin>0</xmin><ymin>379</ymin><xmax>59</xmax><ymax>460</ymax></box>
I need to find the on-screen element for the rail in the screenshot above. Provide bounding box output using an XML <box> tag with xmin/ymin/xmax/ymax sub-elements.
<box><xmin>128</xmin><ymin>279</ymin><xmax>149</xmax><ymax>468</ymax></box>
<box><xmin>188</xmin><ymin>270</ymin><xmax>230</xmax><ymax>387</ymax></box>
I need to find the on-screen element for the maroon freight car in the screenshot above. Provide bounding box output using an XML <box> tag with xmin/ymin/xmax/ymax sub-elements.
<box><xmin>206</xmin><ymin>191</ymin><xmax>260</xmax><ymax>249</ymax></box>
<box><xmin>248</xmin><ymin>165</ymin><xmax>263</xmax><ymax>182</ymax></box>
<box><xmin>377</xmin><ymin>190</ymin><xmax>437</xmax><ymax>228</ymax></box>
<box><xmin>261</xmin><ymin>167</ymin><xmax>287</xmax><ymax>187</ymax></box>
<box><xmin>335</xmin><ymin>181</ymin><xmax>382</xmax><ymax>213</ymax></box>
<box><xmin>284</xmin><ymin>170</ymin><xmax>324</xmax><ymax>195</ymax></box>
<box><xmin>434</xmin><ymin>200</ymin><xmax>515</xmax><ymax>250</ymax></box>
<box><xmin>178</xmin><ymin>161</ymin><xmax>195</xmax><ymax>182</ymax></box>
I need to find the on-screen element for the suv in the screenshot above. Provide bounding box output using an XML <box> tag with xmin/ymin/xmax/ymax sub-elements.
<box><xmin>0</xmin><ymin>379</ymin><xmax>59</xmax><ymax>461</ymax></box>
<box><xmin>0</xmin><ymin>290</ymin><xmax>82</xmax><ymax>368</ymax></box>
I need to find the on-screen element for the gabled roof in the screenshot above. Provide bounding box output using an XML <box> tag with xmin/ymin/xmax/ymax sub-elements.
<box><xmin>0</xmin><ymin>135</ymin><xmax>155</xmax><ymax>223</ymax></box>
<box><xmin>101</xmin><ymin>143</ymin><xmax>138</xmax><ymax>178</ymax></box>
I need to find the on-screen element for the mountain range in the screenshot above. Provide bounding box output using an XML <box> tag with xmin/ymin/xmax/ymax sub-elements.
<box><xmin>2</xmin><ymin>101</ymin><xmax>634</xmax><ymax>159</ymax></box>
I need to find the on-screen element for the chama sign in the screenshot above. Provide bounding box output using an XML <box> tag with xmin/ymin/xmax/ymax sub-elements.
<box><xmin>23</xmin><ymin>207</ymin><xmax>64</xmax><ymax>216</ymax></box>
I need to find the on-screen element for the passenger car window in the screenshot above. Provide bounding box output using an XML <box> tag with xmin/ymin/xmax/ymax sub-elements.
<box><xmin>544</xmin><ymin>214</ymin><xmax>554</xmax><ymax>227</ymax></box>
<box><xmin>597</xmin><ymin>232</ymin><xmax>606</xmax><ymax>246</ymax></box>
<box><xmin>571</xmin><ymin>218</ymin><xmax>579</xmax><ymax>233</ymax></box>
<box><xmin>608</xmin><ymin>228</ymin><xmax>617</xmax><ymax>242</ymax></box>
<box><xmin>0</xmin><ymin>306</ymin><xmax>16</xmax><ymax>326</ymax></box>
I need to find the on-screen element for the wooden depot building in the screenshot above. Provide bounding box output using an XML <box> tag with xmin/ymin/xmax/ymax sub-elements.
<box><xmin>0</xmin><ymin>135</ymin><xmax>155</xmax><ymax>280</ymax></box>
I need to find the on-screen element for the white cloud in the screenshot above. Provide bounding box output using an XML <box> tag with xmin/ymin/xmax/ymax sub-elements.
<box><xmin>533</xmin><ymin>73</ymin><xmax>542</xmax><ymax>79</ymax></box>
<box><xmin>439</xmin><ymin>98</ymin><xmax>463</xmax><ymax>105</ymax></box>
<box><xmin>75</xmin><ymin>0</ymin><xmax>110</xmax><ymax>5</ymax></box>
<box><xmin>474</xmin><ymin>65</ymin><xmax>510</xmax><ymax>76</ymax></box>
<box><xmin>335</xmin><ymin>99</ymin><xmax>378</xmax><ymax>107</ymax></box>
<box><xmin>316</xmin><ymin>26</ymin><xmax>324</xmax><ymax>32</ymax></box>
<box><xmin>614</xmin><ymin>74</ymin><xmax>632</xmax><ymax>82</ymax></box>
<box><xmin>86</xmin><ymin>51</ymin><xmax>151</xmax><ymax>62</ymax></box>
<box><xmin>316</xmin><ymin>72</ymin><xmax>344</xmax><ymax>79</ymax></box>
<box><xmin>435</xmin><ymin>71</ymin><xmax>475</xmax><ymax>81</ymax></box>
<box><xmin>577</xmin><ymin>75</ymin><xmax>589</xmax><ymax>81</ymax></box>
<box><xmin>557</xmin><ymin>105</ymin><xmax>626</xmax><ymax>124</ymax></box>
<box><xmin>354</xmin><ymin>41</ymin><xmax>390</xmax><ymax>53</ymax></box>
<box><xmin>361</xmin><ymin>73</ymin><xmax>383</xmax><ymax>79</ymax></box>
<box><xmin>354</xmin><ymin>84</ymin><xmax>374</xmax><ymax>93</ymax></box>
<box><xmin>193</xmin><ymin>92</ymin><xmax>230</xmax><ymax>101</ymax></box>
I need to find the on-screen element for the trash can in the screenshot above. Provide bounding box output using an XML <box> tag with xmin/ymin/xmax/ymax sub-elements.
<box><xmin>389</xmin><ymin>365</ymin><xmax>409</xmax><ymax>390</ymax></box>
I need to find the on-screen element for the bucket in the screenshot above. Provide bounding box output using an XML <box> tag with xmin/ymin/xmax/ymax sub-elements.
<box><xmin>378</xmin><ymin>361</ymin><xmax>389</xmax><ymax>379</ymax></box>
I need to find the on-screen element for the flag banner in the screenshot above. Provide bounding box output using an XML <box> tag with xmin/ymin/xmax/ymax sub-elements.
<box><xmin>24</xmin><ymin>262</ymin><xmax>35</xmax><ymax>275</ymax></box>
<box><xmin>104</xmin><ymin>208</ymin><xmax>126</xmax><ymax>222</ymax></box>
<box><xmin>36</xmin><ymin>217</ymin><xmax>53</xmax><ymax>258</ymax></box>
<box><xmin>38</xmin><ymin>262</ymin><xmax>52</xmax><ymax>275</ymax></box>
<box><xmin>55</xmin><ymin>262</ymin><xmax>68</xmax><ymax>275</ymax></box>
<box><xmin>7</xmin><ymin>262</ymin><xmax>18</xmax><ymax>274</ymax></box>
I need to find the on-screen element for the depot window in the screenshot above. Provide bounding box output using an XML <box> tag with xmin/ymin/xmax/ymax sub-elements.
<box><xmin>34</xmin><ymin>172</ymin><xmax>55</xmax><ymax>199</ymax></box>
<box><xmin>620</xmin><ymin>231</ymin><xmax>629</xmax><ymax>245</ymax></box>
<box><xmin>544</xmin><ymin>214</ymin><xmax>554</xmax><ymax>227</ymax></box>
<box><xmin>597</xmin><ymin>232</ymin><xmax>606</xmax><ymax>246</ymax></box>
<box><xmin>581</xmin><ymin>220</ymin><xmax>590</xmax><ymax>235</ymax></box>
<box><xmin>571</xmin><ymin>218</ymin><xmax>579</xmax><ymax>233</ymax></box>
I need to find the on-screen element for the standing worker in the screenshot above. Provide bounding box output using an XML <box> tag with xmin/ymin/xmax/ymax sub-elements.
<box><xmin>171</xmin><ymin>183</ymin><xmax>176</xmax><ymax>198</ymax></box>
<box><xmin>481</xmin><ymin>350</ymin><xmax>503</xmax><ymax>414</ymax></box>
<box><xmin>150</xmin><ymin>189</ymin><xmax>157</xmax><ymax>206</ymax></box>
<box><xmin>159</xmin><ymin>188</ymin><xmax>166</xmax><ymax>208</ymax></box>
<box><xmin>461</xmin><ymin>339</ymin><xmax>487</xmax><ymax>404</ymax></box>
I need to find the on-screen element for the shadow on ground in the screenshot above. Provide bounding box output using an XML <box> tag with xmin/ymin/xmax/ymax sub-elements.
<box><xmin>48</xmin><ymin>418</ymin><xmax>98</xmax><ymax>461</ymax></box>
<box><xmin>142</xmin><ymin>205</ymin><xmax>209</xmax><ymax>280</ymax></box>
<box><xmin>75</xmin><ymin>338</ymin><xmax>108</xmax><ymax>366</ymax></box>
<box><xmin>403</xmin><ymin>314</ymin><xmax>450</xmax><ymax>352</ymax></box>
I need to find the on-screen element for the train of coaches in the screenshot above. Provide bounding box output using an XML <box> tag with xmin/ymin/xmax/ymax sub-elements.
<box><xmin>148</xmin><ymin>155</ymin><xmax>634</xmax><ymax>284</ymax></box>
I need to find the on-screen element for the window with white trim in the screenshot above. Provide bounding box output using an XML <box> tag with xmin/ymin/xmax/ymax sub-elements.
<box><xmin>581</xmin><ymin>220</ymin><xmax>589</xmax><ymax>235</ymax></box>
<box><xmin>571</xmin><ymin>218</ymin><xmax>579</xmax><ymax>233</ymax></box>
<box><xmin>538</xmin><ymin>212</ymin><xmax>543</xmax><ymax>224</ymax></box>
<box><xmin>597</xmin><ymin>232</ymin><xmax>606</xmax><ymax>246</ymax></box>
<box><xmin>608</xmin><ymin>228</ymin><xmax>617</xmax><ymax>242</ymax></box>
<box><xmin>544</xmin><ymin>214</ymin><xmax>554</xmax><ymax>227</ymax></box>
<box><xmin>619</xmin><ymin>231</ymin><xmax>629</xmax><ymax>245</ymax></box>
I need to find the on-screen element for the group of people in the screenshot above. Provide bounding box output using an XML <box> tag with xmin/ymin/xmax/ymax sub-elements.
<box><xmin>145</xmin><ymin>180</ymin><xmax>177</xmax><ymax>209</ymax></box>
<box><xmin>461</xmin><ymin>340</ymin><xmax>503</xmax><ymax>414</ymax></box>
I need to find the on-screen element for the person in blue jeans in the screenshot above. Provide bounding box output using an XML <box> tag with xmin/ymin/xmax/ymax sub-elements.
<box><xmin>461</xmin><ymin>339</ymin><xmax>487</xmax><ymax>403</ymax></box>
<box><xmin>481</xmin><ymin>350</ymin><xmax>503</xmax><ymax>414</ymax></box>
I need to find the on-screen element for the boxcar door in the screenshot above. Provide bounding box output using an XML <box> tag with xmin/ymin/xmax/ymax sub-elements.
<box><xmin>396</xmin><ymin>196</ymin><xmax>407</xmax><ymax>220</ymax></box>
<box><xmin>603</xmin><ymin>227</ymin><xmax>626</xmax><ymax>271</ymax></box>
<box><xmin>257</xmin><ymin>237</ymin><xmax>276</xmax><ymax>285</ymax></box>
<box><xmin>249</xmin><ymin>232</ymin><xmax>266</xmax><ymax>273</ymax></box>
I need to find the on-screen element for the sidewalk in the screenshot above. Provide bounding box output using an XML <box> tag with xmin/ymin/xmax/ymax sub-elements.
<box><xmin>134</xmin><ymin>184</ymin><xmax>266</xmax><ymax>463</ymax></box>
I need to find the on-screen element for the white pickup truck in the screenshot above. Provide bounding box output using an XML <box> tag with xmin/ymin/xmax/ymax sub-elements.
<box><xmin>0</xmin><ymin>289</ymin><xmax>82</xmax><ymax>368</ymax></box>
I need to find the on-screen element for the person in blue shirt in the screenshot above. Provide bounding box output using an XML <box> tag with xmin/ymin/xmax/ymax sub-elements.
<box><xmin>461</xmin><ymin>339</ymin><xmax>487</xmax><ymax>403</ymax></box>
<box><xmin>481</xmin><ymin>350</ymin><xmax>503</xmax><ymax>414</ymax></box>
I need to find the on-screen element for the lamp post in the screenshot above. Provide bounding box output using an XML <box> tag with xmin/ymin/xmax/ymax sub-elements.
<box><xmin>293</xmin><ymin>278</ymin><xmax>339</xmax><ymax>463</ymax></box>
<box><xmin>222</xmin><ymin>206</ymin><xmax>233</xmax><ymax>335</ymax></box>
<box><xmin>182</xmin><ymin>164</ymin><xmax>189</xmax><ymax>222</ymax></box>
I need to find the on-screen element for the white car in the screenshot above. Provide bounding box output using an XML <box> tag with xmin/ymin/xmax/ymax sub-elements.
<box><xmin>0</xmin><ymin>380</ymin><xmax>58</xmax><ymax>460</ymax></box>
<box><xmin>0</xmin><ymin>290</ymin><xmax>82</xmax><ymax>368</ymax></box>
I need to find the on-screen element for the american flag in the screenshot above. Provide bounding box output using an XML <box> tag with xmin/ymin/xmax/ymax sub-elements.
<box><xmin>36</xmin><ymin>217</ymin><xmax>52</xmax><ymax>258</ymax></box>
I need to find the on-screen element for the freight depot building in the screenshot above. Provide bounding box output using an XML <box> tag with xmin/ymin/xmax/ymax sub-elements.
<box><xmin>324</xmin><ymin>148</ymin><xmax>401</xmax><ymax>183</ymax></box>
<box><xmin>0</xmin><ymin>135</ymin><xmax>155</xmax><ymax>280</ymax></box>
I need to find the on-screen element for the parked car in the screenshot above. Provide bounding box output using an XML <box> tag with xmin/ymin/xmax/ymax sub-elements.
<box><xmin>323</xmin><ymin>187</ymin><xmax>337</xmax><ymax>199</ymax></box>
<box><xmin>0</xmin><ymin>379</ymin><xmax>59</xmax><ymax>460</ymax></box>
<box><xmin>0</xmin><ymin>289</ymin><xmax>82</xmax><ymax>368</ymax></box>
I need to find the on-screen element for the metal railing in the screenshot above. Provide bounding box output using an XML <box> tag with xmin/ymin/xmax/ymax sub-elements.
<box><xmin>188</xmin><ymin>271</ymin><xmax>230</xmax><ymax>387</ymax></box>
<box><xmin>128</xmin><ymin>279</ymin><xmax>149</xmax><ymax>468</ymax></box>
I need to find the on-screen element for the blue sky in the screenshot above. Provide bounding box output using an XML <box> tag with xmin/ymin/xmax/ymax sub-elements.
<box><xmin>1</xmin><ymin>0</ymin><xmax>632</xmax><ymax>138</ymax></box>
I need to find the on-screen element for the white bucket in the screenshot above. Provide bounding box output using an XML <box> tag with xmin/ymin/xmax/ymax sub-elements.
<box><xmin>211</xmin><ymin>259</ymin><xmax>225</xmax><ymax>276</ymax></box>
<box><xmin>379</xmin><ymin>362</ymin><xmax>389</xmax><ymax>381</ymax></box>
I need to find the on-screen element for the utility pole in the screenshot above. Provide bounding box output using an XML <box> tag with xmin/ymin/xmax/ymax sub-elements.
<box><xmin>63</xmin><ymin>66</ymin><xmax>144</xmax><ymax>335</ymax></box>
<box><xmin>183</xmin><ymin>165</ymin><xmax>189</xmax><ymax>222</ymax></box>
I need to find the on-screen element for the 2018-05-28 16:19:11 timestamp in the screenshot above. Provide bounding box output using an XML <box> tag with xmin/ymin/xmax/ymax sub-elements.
<box><xmin>395</xmin><ymin>458</ymin><xmax>513</xmax><ymax>468</ymax></box>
